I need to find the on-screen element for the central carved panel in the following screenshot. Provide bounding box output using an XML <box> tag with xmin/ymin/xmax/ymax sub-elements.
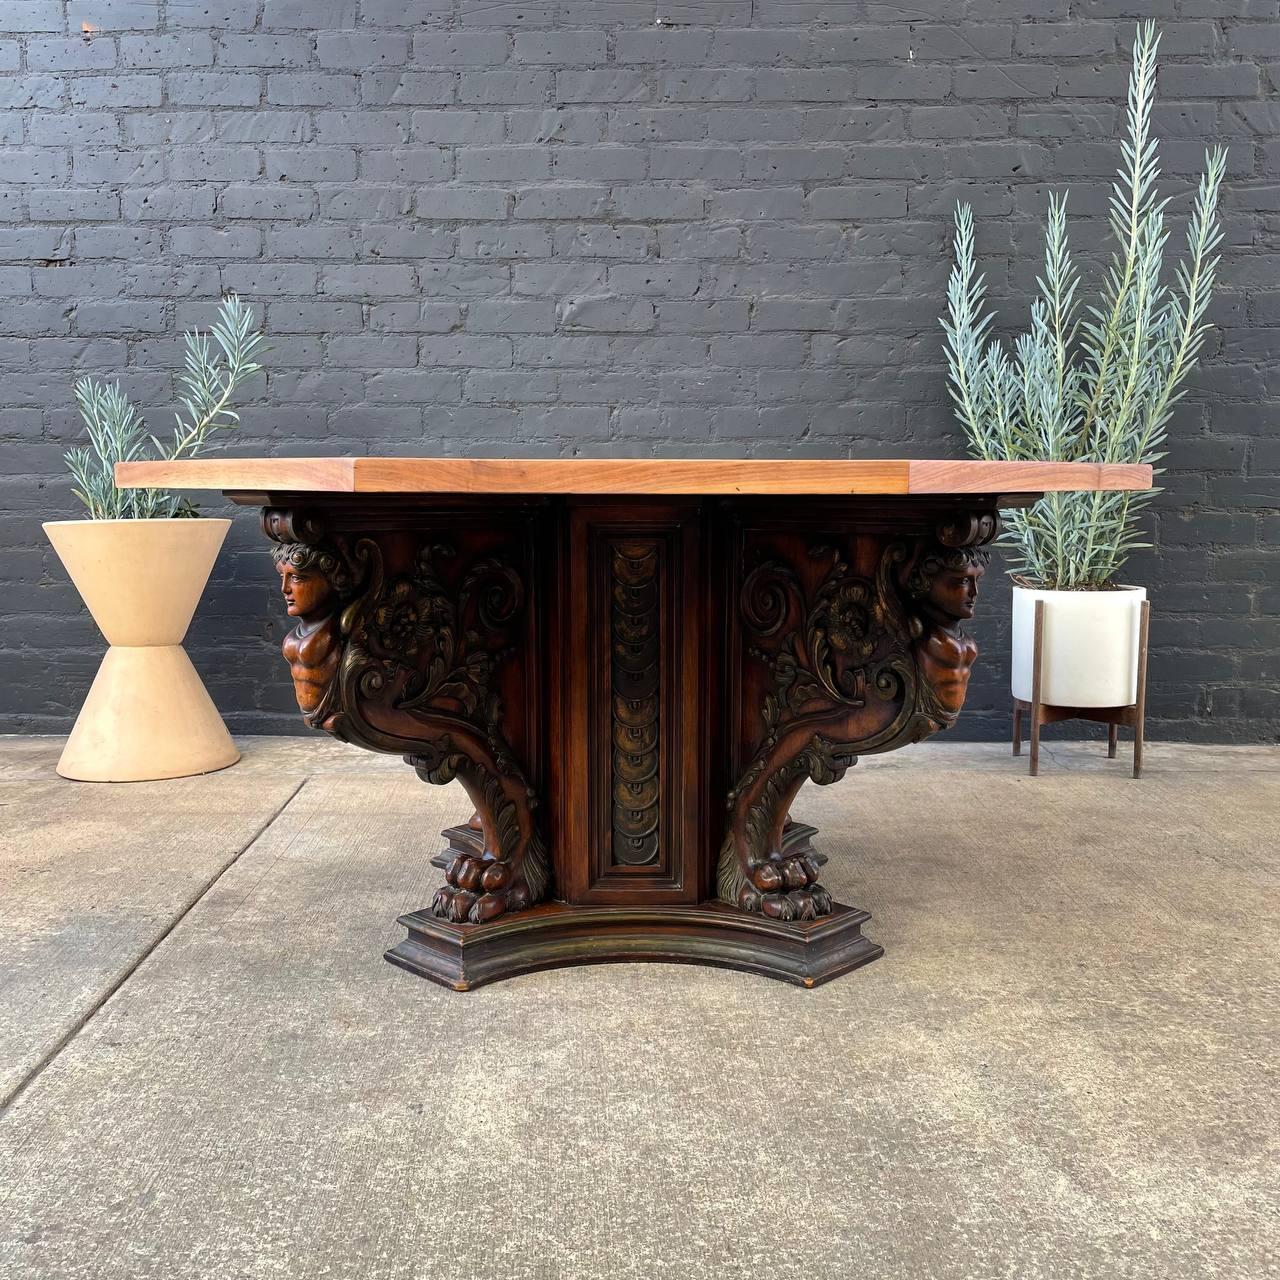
<box><xmin>610</xmin><ymin>540</ymin><xmax>663</xmax><ymax>868</ymax></box>
<box><xmin>556</xmin><ymin>502</ymin><xmax>702</xmax><ymax>905</ymax></box>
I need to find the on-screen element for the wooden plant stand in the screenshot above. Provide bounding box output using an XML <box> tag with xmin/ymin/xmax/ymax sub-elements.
<box><xmin>116</xmin><ymin>456</ymin><xmax>1151</xmax><ymax>991</ymax></box>
<box><xmin>1012</xmin><ymin>598</ymin><xmax>1151</xmax><ymax>779</ymax></box>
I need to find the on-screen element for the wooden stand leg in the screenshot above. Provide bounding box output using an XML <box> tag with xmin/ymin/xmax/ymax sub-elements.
<box><xmin>1029</xmin><ymin>599</ymin><xmax>1044</xmax><ymax>777</ymax></box>
<box><xmin>1133</xmin><ymin>599</ymin><xmax>1150</xmax><ymax>779</ymax></box>
<box><xmin>1013</xmin><ymin>598</ymin><xmax>1149</xmax><ymax>785</ymax></box>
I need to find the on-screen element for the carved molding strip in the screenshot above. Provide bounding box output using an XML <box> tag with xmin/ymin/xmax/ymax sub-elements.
<box><xmin>610</xmin><ymin>540</ymin><xmax>662</xmax><ymax>868</ymax></box>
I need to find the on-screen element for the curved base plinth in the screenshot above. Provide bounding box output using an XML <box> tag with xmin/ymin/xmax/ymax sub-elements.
<box><xmin>385</xmin><ymin>900</ymin><xmax>883</xmax><ymax>992</ymax></box>
<box><xmin>58</xmin><ymin>644</ymin><xmax>240</xmax><ymax>783</ymax></box>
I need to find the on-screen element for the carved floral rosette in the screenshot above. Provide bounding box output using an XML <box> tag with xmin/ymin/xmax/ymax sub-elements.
<box><xmin>262</xmin><ymin>507</ymin><xmax>550</xmax><ymax>924</ymax></box>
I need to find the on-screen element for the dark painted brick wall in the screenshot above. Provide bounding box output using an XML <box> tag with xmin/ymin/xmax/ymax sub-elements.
<box><xmin>2</xmin><ymin>1</ymin><xmax>1277</xmax><ymax>742</ymax></box>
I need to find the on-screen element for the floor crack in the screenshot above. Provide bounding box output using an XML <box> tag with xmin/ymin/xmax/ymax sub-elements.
<box><xmin>0</xmin><ymin>777</ymin><xmax>309</xmax><ymax>1119</ymax></box>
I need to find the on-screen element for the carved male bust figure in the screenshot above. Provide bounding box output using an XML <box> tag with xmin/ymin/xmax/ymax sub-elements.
<box><xmin>906</xmin><ymin>544</ymin><xmax>989</xmax><ymax>718</ymax></box>
<box><xmin>272</xmin><ymin>543</ymin><xmax>352</xmax><ymax>717</ymax></box>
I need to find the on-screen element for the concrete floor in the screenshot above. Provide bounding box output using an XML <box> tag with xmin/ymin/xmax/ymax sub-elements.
<box><xmin>0</xmin><ymin>735</ymin><xmax>1276</xmax><ymax>1280</ymax></box>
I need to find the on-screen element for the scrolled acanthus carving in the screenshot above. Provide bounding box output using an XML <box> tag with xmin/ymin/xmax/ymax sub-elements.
<box><xmin>262</xmin><ymin>509</ymin><xmax>550</xmax><ymax>924</ymax></box>
<box><xmin>718</xmin><ymin>512</ymin><xmax>998</xmax><ymax>922</ymax></box>
<box><xmin>719</xmin><ymin>541</ymin><xmax>918</xmax><ymax>921</ymax></box>
<box><xmin>738</xmin><ymin>546</ymin><xmax>897</xmax><ymax>731</ymax></box>
<box><xmin>371</xmin><ymin>544</ymin><xmax>524</xmax><ymax>721</ymax></box>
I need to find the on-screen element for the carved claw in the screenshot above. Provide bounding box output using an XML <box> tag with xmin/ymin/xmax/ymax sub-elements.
<box><xmin>433</xmin><ymin>852</ymin><xmax>532</xmax><ymax>924</ymax></box>
<box><xmin>740</xmin><ymin>853</ymin><xmax>834</xmax><ymax>921</ymax></box>
<box><xmin>782</xmin><ymin>888</ymin><xmax>815</xmax><ymax>918</ymax></box>
<box><xmin>452</xmin><ymin>854</ymin><xmax>483</xmax><ymax>892</ymax></box>
<box><xmin>781</xmin><ymin>858</ymin><xmax>808</xmax><ymax>889</ymax></box>
<box><xmin>747</xmin><ymin>853</ymin><xmax>818</xmax><ymax>894</ymax></box>
<box><xmin>761</xmin><ymin>885</ymin><xmax>834</xmax><ymax>921</ymax></box>
<box><xmin>751</xmin><ymin>860</ymin><xmax>785</xmax><ymax>893</ymax></box>
<box><xmin>432</xmin><ymin>886</ymin><xmax>478</xmax><ymax>922</ymax></box>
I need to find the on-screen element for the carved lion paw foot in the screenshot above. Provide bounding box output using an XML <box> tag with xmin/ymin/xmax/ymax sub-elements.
<box><xmin>432</xmin><ymin>852</ymin><xmax>532</xmax><ymax>924</ymax></box>
<box><xmin>738</xmin><ymin>853</ymin><xmax>833</xmax><ymax>921</ymax></box>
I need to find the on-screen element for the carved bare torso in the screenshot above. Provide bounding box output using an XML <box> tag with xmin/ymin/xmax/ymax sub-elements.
<box><xmin>281</xmin><ymin>615</ymin><xmax>339</xmax><ymax>714</ymax></box>
<box><xmin>919</xmin><ymin>625</ymin><xmax>980</xmax><ymax>717</ymax></box>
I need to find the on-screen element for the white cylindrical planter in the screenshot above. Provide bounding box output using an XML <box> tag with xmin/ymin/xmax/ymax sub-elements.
<box><xmin>1011</xmin><ymin>584</ymin><xmax>1147</xmax><ymax>707</ymax></box>
<box><xmin>43</xmin><ymin>518</ymin><xmax>240</xmax><ymax>782</ymax></box>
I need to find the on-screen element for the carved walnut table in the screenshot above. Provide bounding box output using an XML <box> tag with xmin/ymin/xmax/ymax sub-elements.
<box><xmin>118</xmin><ymin>457</ymin><xmax>1150</xmax><ymax>990</ymax></box>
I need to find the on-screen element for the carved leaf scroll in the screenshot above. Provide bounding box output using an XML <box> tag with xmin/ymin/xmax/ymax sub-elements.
<box><xmin>719</xmin><ymin>514</ymin><xmax>996</xmax><ymax>921</ymax></box>
<box><xmin>262</xmin><ymin>511</ymin><xmax>550</xmax><ymax>924</ymax></box>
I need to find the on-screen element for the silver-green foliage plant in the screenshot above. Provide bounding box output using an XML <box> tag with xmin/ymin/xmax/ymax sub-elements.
<box><xmin>942</xmin><ymin>23</ymin><xmax>1226</xmax><ymax>590</ymax></box>
<box><xmin>65</xmin><ymin>294</ymin><xmax>265</xmax><ymax>519</ymax></box>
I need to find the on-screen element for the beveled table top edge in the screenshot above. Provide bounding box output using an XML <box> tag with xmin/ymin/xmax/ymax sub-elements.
<box><xmin>115</xmin><ymin>456</ymin><xmax>1153</xmax><ymax>497</ymax></box>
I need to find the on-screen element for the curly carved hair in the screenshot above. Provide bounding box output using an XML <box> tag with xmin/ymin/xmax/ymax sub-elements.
<box><xmin>906</xmin><ymin>544</ymin><xmax>991</xmax><ymax>601</ymax></box>
<box><xmin>270</xmin><ymin>542</ymin><xmax>355</xmax><ymax>598</ymax></box>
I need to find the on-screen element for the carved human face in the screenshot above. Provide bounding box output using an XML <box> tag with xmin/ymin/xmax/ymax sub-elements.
<box><xmin>276</xmin><ymin>559</ymin><xmax>333</xmax><ymax>619</ymax></box>
<box><xmin>926</xmin><ymin>559</ymin><xmax>984</xmax><ymax>625</ymax></box>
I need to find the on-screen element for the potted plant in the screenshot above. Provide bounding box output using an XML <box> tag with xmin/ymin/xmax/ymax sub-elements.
<box><xmin>942</xmin><ymin>22</ymin><xmax>1225</xmax><ymax>712</ymax></box>
<box><xmin>44</xmin><ymin>295</ymin><xmax>265</xmax><ymax>782</ymax></box>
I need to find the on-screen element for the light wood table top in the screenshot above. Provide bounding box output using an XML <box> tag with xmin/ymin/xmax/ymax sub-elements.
<box><xmin>116</xmin><ymin>457</ymin><xmax>1152</xmax><ymax>497</ymax></box>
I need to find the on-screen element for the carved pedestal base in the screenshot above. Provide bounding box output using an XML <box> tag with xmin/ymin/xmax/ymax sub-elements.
<box><xmin>253</xmin><ymin>493</ymin><xmax>998</xmax><ymax>992</ymax></box>
<box><xmin>387</xmin><ymin>895</ymin><xmax>882</xmax><ymax>992</ymax></box>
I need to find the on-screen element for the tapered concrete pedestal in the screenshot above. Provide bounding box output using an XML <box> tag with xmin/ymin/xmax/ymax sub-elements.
<box><xmin>44</xmin><ymin>518</ymin><xmax>239</xmax><ymax>783</ymax></box>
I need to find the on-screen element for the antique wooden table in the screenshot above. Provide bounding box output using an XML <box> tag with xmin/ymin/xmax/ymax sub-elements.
<box><xmin>118</xmin><ymin>457</ymin><xmax>1150</xmax><ymax>990</ymax></box>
